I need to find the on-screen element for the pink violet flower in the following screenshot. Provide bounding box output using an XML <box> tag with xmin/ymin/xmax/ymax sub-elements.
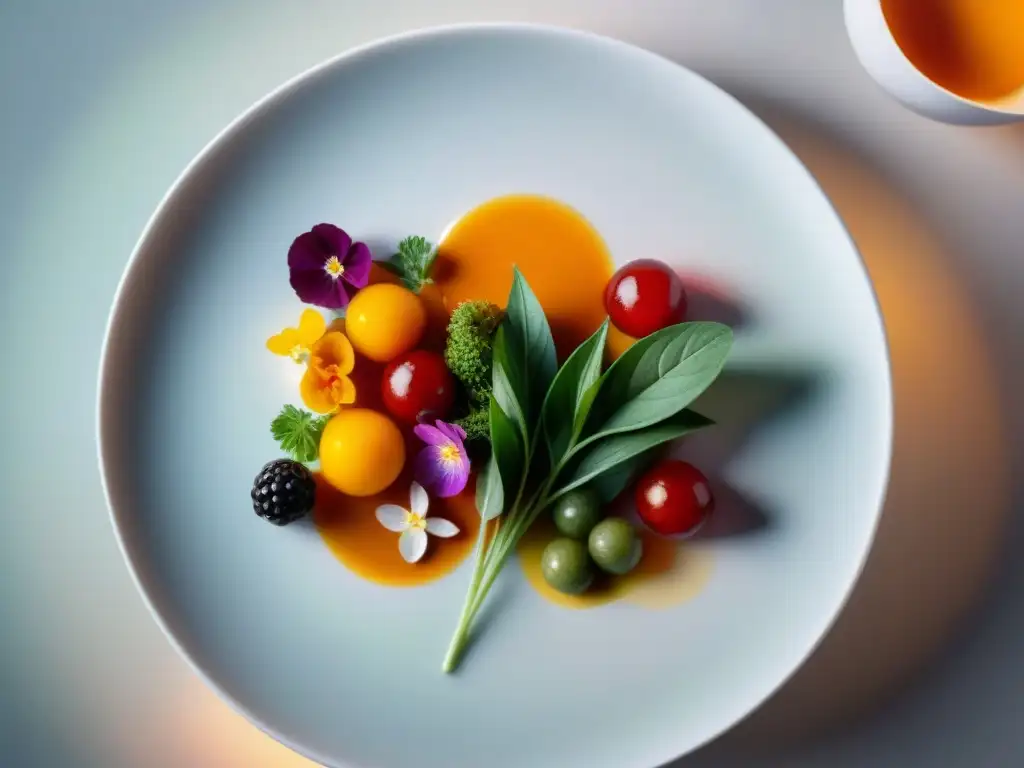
<box><xmin>413</xmin><ymin>420</ymin><xmax>471</xmax><ymax>498</ymax></box>
<box><xmin>287</xmin><ymin>223</ymin><xmax>372</xmax><ymax>309</ymax></box>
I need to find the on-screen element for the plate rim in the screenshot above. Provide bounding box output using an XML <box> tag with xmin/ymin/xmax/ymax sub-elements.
<box><xmin>95</xmin><ymin>20</ymin><xmax>894</xmax><ymax>768</ymax></box>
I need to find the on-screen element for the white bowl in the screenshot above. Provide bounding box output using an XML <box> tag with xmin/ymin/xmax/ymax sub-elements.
<box><xmin>845</xmin><ymin>0</ymin><xmax>1024</xmax><ymax>125</ymax></box>
<box><xmin>97</xmin><ymin>23</ymin><xmax>892</xmax><ymax>768</ymax></box>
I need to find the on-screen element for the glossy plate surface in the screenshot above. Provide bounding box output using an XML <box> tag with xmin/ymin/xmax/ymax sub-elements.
<box><xmin>98</xmin><ymin>24</ymin><xmax>892</xmax><ymax>768</ymax></box>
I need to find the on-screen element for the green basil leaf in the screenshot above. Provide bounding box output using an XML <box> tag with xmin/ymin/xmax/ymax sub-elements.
<box><xmin>630</xmin><ymin>330</ymin><xmax>678</xmax><ymax>394</ymax></box>
<box><xmin>541</xmin><ymin>319</ymin><xmax>609</xmax><ymax>460</ymax></box>
<box><xmin>589</xmin><ymin>448</ymin><xmax>660</xmax><ymax>504</ymax></box>
<box><xmin>557</xmin><ymin>409</ymin><xmax>713</xmax><ymax>497</ymax></box>
<box><xmin>503</xmin><ymin>267</ymin><xmax>557</xmax><ymax>424</ymax></box>
<box><xmin>589</xmin><ymin>322</ymin><xmax>732</xmax><ymax>441</ymax></box>
<box><xmin>658</xmin><ymin>328</ymin><xmax>697</xmax><ymax>377</ymax></box>
<box><xmin>492</xmin><ymin>353</ymin><xmax>526</xmax><ymax>437</ymax></box>
<box><xmin>488</xmin><ymin>397</ymin><xmax>523</xmax><ymax>518</ymax></box>
<box><xmin>593</xmin><ymin>325</ymin><xmax>681</xmax><ymax>414</ymax></box>
<box><xmin>475</xmin><ymin>455</ymin><xmax>504</xmax><ymax>521</ymax></box>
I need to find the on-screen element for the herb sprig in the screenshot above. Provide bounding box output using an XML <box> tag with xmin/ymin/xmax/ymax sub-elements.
<box><xmin>442</xmin><ymin>269</ymin><xmax>733</xmax><ymax>672</ymax></box>
<box><xmin>378</xmin><ymin>235</ymin><xmax>438</xmax><ymax>293</ymax></box>
<box><xmin>270</xmin><ymin>405</ymin><xmax>331</xmax><ymax>464</ymax></box>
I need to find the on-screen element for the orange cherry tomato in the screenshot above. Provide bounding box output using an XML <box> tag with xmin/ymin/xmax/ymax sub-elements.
<box><xmin>319</xmin><ymin>409</ymin><xmax>405</xmax><ymax>497</ymax></box>
<box><xmin>345</xmin><ymin>284</ymin><xmax>427</xmax><ymax>363</ymax></box>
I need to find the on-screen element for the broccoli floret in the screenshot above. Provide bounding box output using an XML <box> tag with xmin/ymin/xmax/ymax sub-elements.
<box><xmin>445</xmin><ymin>300</ymin><xmax>502</xmax><ymax>447</ymax></box>
<box><xmin>445</xmin><ymin>300</ymin><xmax>503</xmax><ymax>400</ymax></box>
<box><xmin>454</xmin><ymin>406</ymin><xmax>491</xmax><ymax>445</ymax></box>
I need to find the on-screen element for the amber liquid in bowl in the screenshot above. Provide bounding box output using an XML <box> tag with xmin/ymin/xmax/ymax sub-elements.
<box><xmin>881</xmin><ymin>0</ymin><xmax>1024</xmax><ymax>104</ymax></box>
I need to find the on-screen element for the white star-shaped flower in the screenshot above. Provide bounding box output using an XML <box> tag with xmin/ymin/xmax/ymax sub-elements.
<box><xmin>375</xmin><ymin>482</ymin><xmax>460</xmax><ymax>563</ymax></box>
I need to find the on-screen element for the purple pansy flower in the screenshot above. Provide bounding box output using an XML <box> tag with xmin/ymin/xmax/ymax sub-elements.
<box><xmin>413</xmin><ymin>420</ymin><xmax>471</xmax><ymax>498</ymax></box>
<box><xmin>287</xmin><ymin>223</ymin><xmax>372</xmax><ymax>309</ymax></box>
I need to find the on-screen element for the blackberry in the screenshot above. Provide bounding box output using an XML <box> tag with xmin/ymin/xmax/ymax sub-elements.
<box><xmin>250</xmin><ymin>459</ymin><xmax>316</xmax><ymax>526</ymax></box>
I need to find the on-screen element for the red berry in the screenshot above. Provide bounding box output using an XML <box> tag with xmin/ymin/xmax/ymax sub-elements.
<box><xmin>635</xmin><ymin>460</ymin><xmax>713</xmax><ymax>536</ymax></box>
<box><xmin>381</xmin><ymin>350</ymin><xmax>456</xmax><ymax>424</ymax></box>
<box><xmin>604</xmin><ymin>259</ymin><xmax>687</xmax><ymax>338</ymax></box>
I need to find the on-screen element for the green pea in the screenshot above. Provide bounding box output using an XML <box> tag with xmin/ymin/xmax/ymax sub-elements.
<box><xmin>551</xmin><ymin>488</ymin><xmax>605</xmax><ymax>540</ymax></box>
<box><xmin>541</xmin><ymin>538</ymin><xmax>595</xmax><ymax>595</ymax></box>
<box><xmin>588</xmin><ymin>518</ymin><xmax>643</xmax><ymax>575</ymax></box>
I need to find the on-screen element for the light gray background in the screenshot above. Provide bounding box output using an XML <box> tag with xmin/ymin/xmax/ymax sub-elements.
<box><xmin>2</xmin><ymin>1</ymin><xmax>1022</xmax><ymax>767</ymax></box>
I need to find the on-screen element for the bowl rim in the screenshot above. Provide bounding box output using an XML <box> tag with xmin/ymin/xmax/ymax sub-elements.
<box><xmin>843</xmin><ymin>0</ymin><xmax>1024</xmax><ymax>119</ymax></box>
<box><xmin>95</xmin><ymin>21</ymin><xmax>894</xmax><ymax>768</ymax></box>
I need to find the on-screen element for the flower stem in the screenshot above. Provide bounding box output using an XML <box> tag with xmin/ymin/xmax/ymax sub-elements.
<box><xmin>441</xmin><ymin>518</ymin><xmax>491</xmax><ymax>673</ymax></box>
<box><xmin>441</xmin><ymin>451</ymin><xmax>569</xmax><ymax>672</ymax></box>
<box><xmin>465</xmin><ymin>491</ymin><xmax>551</xmax><ymax>622</ymax></box>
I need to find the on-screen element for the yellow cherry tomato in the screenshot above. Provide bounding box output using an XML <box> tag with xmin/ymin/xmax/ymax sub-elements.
<box><xmin>319</xmin><ymin>409</ymin><xmax>405</xmax><ymax>497</ymax></box>
<box><xmin>345</xmin><ymin>284</ymin><xmax>427</xmax><ymax>363</ymax></box>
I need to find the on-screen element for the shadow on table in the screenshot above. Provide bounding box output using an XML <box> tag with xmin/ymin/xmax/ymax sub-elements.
<box><xmin>677</xmin><ymin>92</ymin><xmax>1013</xmax><ymax>764</ymax></box>
<box><xmin>987</xmin><ymin>122</ymin><xmax>1024</xmax><ymax>152</ymax></box>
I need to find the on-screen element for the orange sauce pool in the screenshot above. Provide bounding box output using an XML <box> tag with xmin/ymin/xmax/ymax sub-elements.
<box><xmin>314</xmin><ymin>473</ymin><xmax>483</xmax><ymax>587</ymax></box>
<box><xmin>881</xmin><ymin>0</ymin><xmax>1024</xmax><ymax>103</ymax></box>
<box><xmin>434</xmin><ymin>194</ymin><xmax>615</xmax><ymax>358</ymax></box>
<box><xmin>314</xmin><ymin>193</ymin><xmax>712</xmax><ymax>607</ymax></box>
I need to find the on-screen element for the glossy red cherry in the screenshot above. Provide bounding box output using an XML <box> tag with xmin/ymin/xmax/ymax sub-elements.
<box><xmin>635</xmin><ymin>460</ymin><xmax>713</xmax><ymax>536</ymax></box>
<box><xmin>381</xmin><ymin>350</ymin><xmax>456</xmax><ymax>424</ymax></box>
<box><xmin>604</xmin><ymin>259</ymin><xmax>687</xmax><ymax>338</ymax></box>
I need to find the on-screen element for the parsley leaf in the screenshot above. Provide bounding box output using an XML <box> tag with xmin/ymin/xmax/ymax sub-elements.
<box><xmin>383</xmin><ymin>234</ymin><xmax>437</xmax><ymax>293</ymax></box>
<box><xmin>270</xmin><ymin>405</ymin><xmax>331</xmax><ymax>463</ymax></box>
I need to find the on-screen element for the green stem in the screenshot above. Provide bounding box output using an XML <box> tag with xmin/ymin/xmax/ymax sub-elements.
<box><xmin>441</xmin><ymin>517</ymin><xmax>491</xmax><ymax>673</ymax></box>
<box><xmin>460</xmin><ymin>449</ymin><xmax>571</xmax><ymax>626</ymax></box>
<box><xmin>441</xmin><ymin>442</ymin><xmax>572</xmax><ymax>672</ymax></box>
<box><xmin>475</xmin><ymin>449</ymin><xmax>537</xmax><ymax>580</ymax></box>
<box><xmin>465</xmin><ymin>488</ymin><xmax>553</xmax><ymax>621</ymax></box>
<box><xmin>441</xmin><ymin>461</ymin><xmax>533</xmax><ymax>673</ymax></box>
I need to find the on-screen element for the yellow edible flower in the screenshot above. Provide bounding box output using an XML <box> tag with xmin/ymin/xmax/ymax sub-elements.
<box><xmin>266</xmin><ymin>309</ymin><xmax>327</xmax><ymax>363</ymax></box>
<box><xmin>300</xmin><ymin>331</ymin><xmax>358</xmax><ymax>414</ymax></box>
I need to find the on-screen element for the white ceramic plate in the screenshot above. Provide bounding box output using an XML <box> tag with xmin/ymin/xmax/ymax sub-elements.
<box><xmin>97</xmin><ymin>23</ymin><xmax>891</xmax><ymax>768</ymax></box>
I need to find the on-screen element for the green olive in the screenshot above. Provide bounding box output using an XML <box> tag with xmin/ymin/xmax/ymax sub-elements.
<box><xmin>588</xmin><ymin>518</ymin><xmax>643</xmax><ymax>575</ymax></box>
<box><xmin>540</xmin><ymin>538</ymin><xmax>595</xmax><ymax>595</ymax></box>
<box><xmin>551</xmin><ymin>488</ymin><xmax>605</xmax><ymax>540</ymax></box>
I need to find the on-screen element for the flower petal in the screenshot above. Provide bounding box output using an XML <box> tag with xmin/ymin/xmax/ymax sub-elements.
<box><xmin>335</xmin><ymin>375</ymin><xmax>357</xmax><ymax>405</ymax></box>
<box><xmin>414</xmin><ymin>445</ymin><xmax>444</xmax><ymax>484</ymax></box>
<box><xmin>413</xmin><ymin>423</ymin><xmax>448</xmax><ymax>447</ymax></box>
<box><xmin>425</xmin><ymin>517</ymin><xmax>460</xmax><ymax>538</ymax></box>
<box><xmin>329</xmin><ymin>280</ymin><xmax>353</xmax><ymax>309</ymax></box>
<box><xmin>310</xmin><ymin>223</ymin><xmax>352</xmax><ymax>261</ymax></box>
<box><xmin>287</xmin><ymin>231</ymin><xmax>328</xmax><ymax>271</ymax></box>
<box><xmin>296</xmin><ymin>309</ymin><xmax>326</xmax><ymax>345</ymax></box>
<box><xmin>299</xmin><ymin>366</ymin><xmax>338</xmax><ymax>414</ymax></box>
<box><xmin>290</xmin><ymin>268</ymin><xmax>341</xmax><ymax>308</ymax></box>
<box><xmin>409</xmin><ymin>482</ymin><xmax>429</xmax><ymax>517</ymax></box>
<box><xmin>414</xmin><ymin>446</ymin><xmax>470</xmax><ymax>499</ymax></box>
<box><xmin>435</xmin><ymin>420</ymin><xmax>467</xmax><ymax>445</ymax></box>
<box><xmin>313</xmin><ymin>332</ymin><xmax>355</xmax><ymax>375</ymax></box>
<box><xmin>266</xmin><ymin>328</ymin><xmax>300</xmax><ymax>355</ymax></box>
<box><xmin>399</xmin><ymin>527</ymin><xmax>428</xmax><ymax>563</ymax></box>
<box><xmin>432</xmin><ymin>466</ymin><xmax>469</xmax><ymax>498</ymax></box>
<box><xmin>375</xmin><ymin>504</ymin><xmax>408</xmax><ymax>532</ymax></box>
<box><xmin>341</xmin><ymin>241</ymin><xmax>372</xmax><ymax>288</ymax></box>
